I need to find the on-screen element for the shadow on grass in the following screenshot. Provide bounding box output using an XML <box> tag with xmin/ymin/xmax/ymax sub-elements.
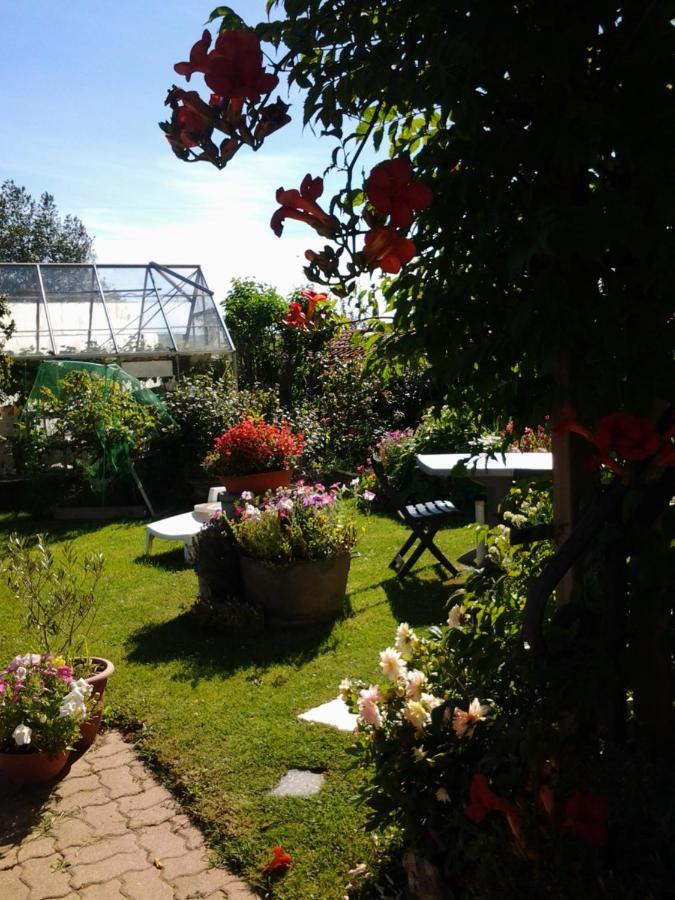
<box><xmin>0</xmin><ymin>514</ymin><xmax>117</xmax><ymax>545</ymax></box>
<box><xmin>125</xmin><ymin>610</ymin><xmax>339</xmax><ymax>685</ymax></box>
<box><xmin>133</xmin><ymin>547</ymin><xmax>187</xmax><ymax>572</ymax></box>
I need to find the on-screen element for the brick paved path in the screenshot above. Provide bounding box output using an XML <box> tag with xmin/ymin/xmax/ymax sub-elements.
<box><xmin>0</xmin><ymin>731</ymin><xmax>257</xmax><ymax>899</ymax></box>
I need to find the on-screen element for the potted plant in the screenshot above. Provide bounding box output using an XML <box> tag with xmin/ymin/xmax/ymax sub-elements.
<box><xmin>0</xmin><ymin>653</ymin><xmax>95</xmax><ymax>784</ymax></box>
<box><xmin>202</xmin><ymin>416</ymin><xmax>304</xmax><ymax>494</ymax></box>
<box><xmin>192</xmin><ymin>512</ymin><xmax>264</xmax><ymax>635</ymax></box>
<box><xmin>230</xmin><ymin>483</ymin><xmax>357</xmax><ymax>625</ymax></box>
<box><xmin>3</xmin><ymin>534</ymin><xmax>112</xmax><ymax>748</ymax></box>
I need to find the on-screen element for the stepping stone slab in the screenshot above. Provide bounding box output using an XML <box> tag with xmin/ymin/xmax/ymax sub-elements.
<box><xmin>297</xmin><ymin>696</ymin><xmax>358</xmax><ymax>732</ymax></box>
<box><xmin>270</xmin><ymin>769</ymin><xmax>325</xmax><ymax>797</ymax></box>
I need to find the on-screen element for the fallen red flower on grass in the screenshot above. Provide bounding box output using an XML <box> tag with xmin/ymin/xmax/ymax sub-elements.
<box><xmin>262</xmin><ymin>845</ymin><xmax>292</xmax><ymax>876</ymax></box>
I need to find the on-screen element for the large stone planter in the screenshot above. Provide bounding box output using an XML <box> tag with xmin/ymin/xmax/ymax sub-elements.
<box><xmin>240</xmin><ymin>554</ymin><xmax>351</xmax><ymax>626</ymax></box>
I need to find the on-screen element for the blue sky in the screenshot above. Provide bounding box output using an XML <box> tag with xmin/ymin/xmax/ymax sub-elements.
<box><xmin>0</xmin><ymin>0</ymin><xmax>361</xmax><ymax>299</ymax></box>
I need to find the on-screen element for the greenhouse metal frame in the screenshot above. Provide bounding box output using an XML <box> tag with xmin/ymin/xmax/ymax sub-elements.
<box><xmin>0</xmin><ymin>262</ymin><xmax>235</xmax><ymax>361</ymax></box>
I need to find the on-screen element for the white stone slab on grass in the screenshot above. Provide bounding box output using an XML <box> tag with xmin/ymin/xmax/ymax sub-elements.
<box><xmin>270</xmin><ymin>769</ymin><xmax>325</xmax><ymax>797</ymax></box>
<box><xmin>298</xmin><ymin>697</ymin><xmax>357</xmax><ymax>732</ymax></box>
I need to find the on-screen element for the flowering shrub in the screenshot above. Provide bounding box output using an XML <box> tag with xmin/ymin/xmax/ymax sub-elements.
<box><xmin>203</xmin><ymin>416</ymin><xmax>304</xmax><ymax>476</ymax></box>
<box><xmin>0</xmin><ymin>653</ymin><xmax>94</xmax><ymax>754</ymax></box>
<box><xmin>501</xmin><ymin>420</ymin><xmax>551</xmax><ymax>452</ymax></box>
<box><xmin>230</xmin><ymin>483</ymin><xmax>357</xmax><ymax>563</ymax></box>
<box><xmin>339</xmin><ymin>487</ymin><xmax>675</xmax><ymax>897</ymax></box>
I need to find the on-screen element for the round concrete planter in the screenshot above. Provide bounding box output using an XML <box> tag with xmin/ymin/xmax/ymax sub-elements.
<box><xmin>240</xmin><ymin>554</ymin><xmax>351</xmax><ymax>626</ymax></box>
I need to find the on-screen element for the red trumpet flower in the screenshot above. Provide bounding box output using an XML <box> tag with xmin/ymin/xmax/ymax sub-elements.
<box><xmin>363</xmin><ymin>225</ymin><xmax>416</xmax><ymax>274</ymax></box>
<box><xmin>205</xmin><ymin>30</ymin><xmax>279</xmax><ymax>102</ymax></box>
<box><xmin>271</xmin><ymin>175</ymin><xmax>334</xmax><ymax>238</ymax></box>
<box><xmin>366</xmin><ymin>157</ymin><xmax>433</xmax><ymax>228</ymax></box>
<box><xmin>174</xmin><ymin>30</ymin><xmax>212</xmax><ymax>81</ymax></box>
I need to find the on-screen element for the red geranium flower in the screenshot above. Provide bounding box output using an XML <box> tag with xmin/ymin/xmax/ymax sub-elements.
<box><xmin>366</xmin><ymin>157</ymin><xmax>433</xmax><ymax>228</ymax></box>
<box><xmin>271</xmin><ymin>175</ymin><xmax>335</xmax><ymax>238</ymax></box>
<box><xmin>564</xmin><ymin>790</ymin><xmax>609</xmax><ymax>847</ymax></box>
<box><xmin>262</xmin><ymin>845</ymin><xmax>292</xmax><ymax>876</ymax></box>
<box><xmin>363</xmin><ymin>226</ymin><xmax>416</xmax><ymax>274</ymax></box>
<box><xmin>205</xmin><ymin>31</ymin><xmax>279</xmax><ymax>102</ymax></box>
<box><xmin>594</xmin><ymin>411</ymin><xmax>660</xmax><ymax>462</ymax></box>
<box><xmin>174</xmin><ymin>30</ymin><xmax>212</xmax><ymax>81</ymax></box>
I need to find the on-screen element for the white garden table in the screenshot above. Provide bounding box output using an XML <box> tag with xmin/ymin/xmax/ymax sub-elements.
<box><xmin>416</xmin><ymin>452</ymin><xmax>553</xmax><ymax>564</ymax></box>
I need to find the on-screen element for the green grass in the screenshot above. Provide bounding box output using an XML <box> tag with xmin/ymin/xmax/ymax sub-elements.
<box><xmin>0</xmin><ymin>508</ymin><xmax>473</xmax><ymax>899</ymax></box>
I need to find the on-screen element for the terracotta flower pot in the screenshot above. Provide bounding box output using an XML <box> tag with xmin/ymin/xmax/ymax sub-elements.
<box><xmin>0</xmin><ymin>749</ymin><xmax>69</xmax><ymax>785</ymax></box>
<box><xmin>240</xmin><ymin>554</ymin><xmax>351</xmax><ymax>626</ymax></box>
<box><xmin>220</xmin><ymin>470</ymin><xmax>292</xmax><ymax>495</ymax></box>
<box><xmin>77</xmin><ymin>656</ymin><xmax>115</xmax><ymax>748</ymax></box>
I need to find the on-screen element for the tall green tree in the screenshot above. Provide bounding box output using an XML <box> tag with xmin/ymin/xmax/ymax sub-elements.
<box><xmin>0</xmin><ymin>180</ymin><xmax>94</xmax><ymax>263</ymax></box>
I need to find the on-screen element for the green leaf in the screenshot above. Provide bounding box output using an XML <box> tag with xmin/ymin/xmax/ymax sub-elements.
<box><xmin>205</xmin><ymin>6</ymin><xmax>248</xmax><ymax>31</ymax></box>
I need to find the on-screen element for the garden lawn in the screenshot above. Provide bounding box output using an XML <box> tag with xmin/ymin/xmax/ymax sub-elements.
<box><xmin>0</xmin><ymin>508</ymin><xmax>473</xmax><ymax>899</ymax></box>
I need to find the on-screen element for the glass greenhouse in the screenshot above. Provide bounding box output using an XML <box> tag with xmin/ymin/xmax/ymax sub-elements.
<box><xmin>0</xmin><ymin>262</ymin><xmax>234</xmax><ymax>360</ymax></box>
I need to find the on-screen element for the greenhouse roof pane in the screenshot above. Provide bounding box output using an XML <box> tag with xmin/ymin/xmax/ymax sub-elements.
<box><xmin>0</xmin><ymin>263</ymin><xmax>234</xmax><ymax>359</ymax></box>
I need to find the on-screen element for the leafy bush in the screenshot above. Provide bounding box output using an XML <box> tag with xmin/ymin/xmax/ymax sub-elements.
<box><xmin>222</xmin><ymin>278</ymin><xmax>286</xmax><ymax>388</ymax></box>
<box><xmin>17</xmin><ymin>370</ymin><xmax>172</xmax><ymax>491</ymax></box>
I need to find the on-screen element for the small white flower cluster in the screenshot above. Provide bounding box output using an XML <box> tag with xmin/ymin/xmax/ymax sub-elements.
<box><xmin>12</xmin><ymin>723</ymin><xmax>32</xmax><ymax>746</ymax></box>
<box><xmin>58</xmin><ymin>678</ymin><xmax>93</xmax><ymax>721</ymax></box>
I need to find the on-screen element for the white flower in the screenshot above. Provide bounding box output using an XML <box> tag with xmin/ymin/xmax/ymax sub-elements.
<box><xmin>361</xmin><ymin>490</ymin><xmax>376</xmax><ymax>503</ymax></box>
<box><xmin>447</xmin><ymin>604</ymin><xmax>464</xmax><ymax>630</ymax></box>
<box><xmin>277</xmin><ymin>498</ymin><xmax>294</xmax><ymax>512</ymax></box>
<box><xmin>421</xmin><ymin>692</ymin><xmax>443</xmax><ymax>711</ymax></box>
<box><xmin>338</xmin><ymin>678</ymin><xmax>352</xmax><ymax>700</ymax></box>
<box><xmin>240</xmin><ymin>491</ymin><xmax>253</xmax><ymax>500</ymax></box>
<box><xmin>69</xmin><ymin>678</ymin><xmax>93</xmax><ymax>698</ymax></box>
<box><xmin>59</xmin><ymin>690</ymin><xmax>88</xmax><ymax>720</ymax></box>
<box><xmin>436</xmin><ymin>787</ymin><xmax>450</xmax><ymax>803</ymax></box>
<box><xmin>13</xmin><ymin>724</ymin><xmax>32</xmax><ymax>746</ymax></box>
<box><xmin>350</xmin><ymin>477</ymin><xmax>360</xmax><ymax>488</ymax></box>
<box><xmin>15</xmin><ymin>666</ymin><xmax>27</xmax><ymax>680</ymax></box>
<box><xmin>412</xmin><ymin>746</ymin><xmax>427</xmax><ymax>761</ymax></box>
<box><xmin>379</xmin><ymin>647</ymin><xmax>407</xmax><ymax>683</ymax></box>
<box><xmin>452</xmin><ymin>697</ymin><xmax>490</xmax><ymax>738</ymax></box>
<box><xmin>394</xmin><ymin>622</ymin><xmax>417</xmax><ymax>654</ymax></box>
<box><xmin>405</xmin><ymin>669</ymin><xmax>426</xmax><ymax>700</ymax></box>
<box><xmin>242</xmin><ymin>503</ymin><xmax>261</xmax><ymax>521</ymax></box>
<box><xmin>358</xmin><ymin>686</ymin><xmax>383</xmax><ymax>728</ymax></box>
<box><xmin>403</xmin><ymin>700</ymin><xmax>430</xmax><ymax>730</ymax></box>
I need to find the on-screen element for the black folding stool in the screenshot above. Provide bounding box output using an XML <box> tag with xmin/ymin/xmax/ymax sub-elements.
<box><xmin>371</xmin><ymin>455</ymin><xmax>460</xmax><ymax>579</ymax></box>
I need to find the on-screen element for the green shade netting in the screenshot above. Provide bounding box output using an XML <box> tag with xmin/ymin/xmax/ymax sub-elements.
<box><xmin>21</xmin><ymin>360</ymin><xmax>174</xmax><ymax>506</ymax></box>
